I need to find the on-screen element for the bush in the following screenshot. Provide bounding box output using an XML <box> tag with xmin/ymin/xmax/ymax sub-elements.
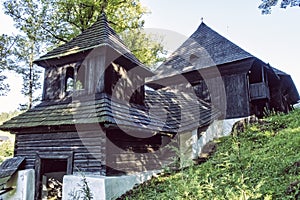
<box><xmin>0</xmin><ymin>140</ymin><xmax>14</xmax><ymax>158</ymax></box>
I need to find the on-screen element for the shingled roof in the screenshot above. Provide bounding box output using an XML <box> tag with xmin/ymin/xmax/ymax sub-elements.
<box><xmin>0</xmin><ymin>92</ymin><xmax>220</xmax><ymax>134</ymax></box>
<box><xmin>152</xmin><ymin>22</ymin><xmax>253</xmax><ymax>79</ymax></box>
<box><xmin>34</xmin><ymin>13</ymin><xmax>146</xmax><ymax>69</ymax></box>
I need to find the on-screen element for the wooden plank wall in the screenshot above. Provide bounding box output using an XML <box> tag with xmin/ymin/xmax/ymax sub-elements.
<box><xmin>194</xmin><ymin>73</ymin><xmax>250</xmax><ymax>119</ymax></box>
<box><xmin>14</xmin><ymin>131</ymin><xmax>106</xmax><ymax>175</ymax></box>
<box><xmin>83</xmin><ymin>53</ymin><xmax>105</xmax><ymax>94</ymax></box>
<box><xmin>43</xmin><ymin>67</ymin><xmax>62</xmax><ymax>101</ymax></box>
<box><xmin>106</xmin><ymin>63</ymin><xmax>145</xmax><ymax>105</ymax></box>
<box><xmin>223</xmin><ymin>73</ymin><xmax>250</xmax><ymax>118</ymax></box>
<box><xmin>106</xmin><ymin>129</ymin><xmax>176</xmax><ymax>175</ymax></box>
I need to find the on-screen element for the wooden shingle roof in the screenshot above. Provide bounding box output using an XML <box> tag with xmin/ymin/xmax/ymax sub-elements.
<box><xmin>145</xmin><ymin>90</ymin><xmax>220</xmax><ymax>133</ymax></box>
<box><xmin>0</xmin><ymin>92</ymin><xmax>220</xmax><ymax>134</ymax></box>
<box><xmin>152</xmin><ymin>22</ymin><xmax>253</xmax><ymax>78</ymax></box>
<box><xmin>0</xmin><ymin>157</ymin><xmax>25</xmax><ymax>188</ymax></box>
<box><xmin>34</xmin><ymin>13</ymin><xmax>147</xmax><ymax>70</ymax></box>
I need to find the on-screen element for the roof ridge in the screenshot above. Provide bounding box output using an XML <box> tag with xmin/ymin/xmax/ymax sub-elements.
<box><xmin>155</xmin><ymin>20</ymin><xmax>253</xmax><ymax>75</ymax></box>
<box><xmin>192</xmin><ymin>22</ymin><xmax>252</xmax><ymax>56</ymax></box>
<box><xmin>34</xmin><ymin>12</ymin><xmax>147</xmax><ymax>70</ymax></box>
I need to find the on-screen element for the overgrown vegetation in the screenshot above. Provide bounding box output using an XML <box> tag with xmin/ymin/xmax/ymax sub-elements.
<box><xmin>68</xmin><ymin>172</ymin><xmax>94</xmax><ymax>200</ymax></box>
<box><xmin>120</xmin><ymin>109</ymin><xmax>300</xmax><ymax>199</ymax></box>
<box><xmin>0</xmin><ymin>111</ymin><xmax>19</xmax><ymax>163</ymax></box>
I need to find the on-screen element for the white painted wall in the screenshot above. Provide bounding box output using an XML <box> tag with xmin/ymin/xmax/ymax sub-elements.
<box><xmin>1</xmin><ymin>169</ymin><xmax>35</xmax><ymax>200</ymax></box>
<box><xmin>194</xmin><ymin>117</ymin><xmax>246</xmax><ymax>158</ymax></box>
<box><xmin>62</xmin><ymin>170</ymin><xmax>160</xmax><ymax>200</ymax></box>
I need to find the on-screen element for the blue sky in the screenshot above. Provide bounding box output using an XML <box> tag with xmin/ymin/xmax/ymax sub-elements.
<box><xmin>140</xmin><ymin>0</ymin><xmax>300</xmax><ymax>86</ymax></box>
<box><xmin>1</xmin><ymin>0</ymin><xmax>300</xmax><ymax>112</ymax></box>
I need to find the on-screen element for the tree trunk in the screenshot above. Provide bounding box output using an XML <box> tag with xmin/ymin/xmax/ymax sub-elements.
<box><xmin>28</xmin><ymin>41</ymin><xmax>34</xmax><ymax>110</ymax></box>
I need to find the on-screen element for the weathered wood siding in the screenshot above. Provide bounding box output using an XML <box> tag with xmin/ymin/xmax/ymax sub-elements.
<box><xmin>105</xmin><ymin>63</ymin><xmax>145</xmax><ymax>105</ymax></box>
<box><xmin>249</xmin><ymin>82</ymin><xmax>270</xmax><ymax>100</ymax></box>
<box><xmin>43</xmin><ymin>67</ymin><xmax>62</xmax><ymax>101</ymax></box>
<box><xmin>106</xmin><ymin>129</ymin><xmax>175</xmax><ymax>175</ymax></box>
<box><xmin>193</xmin><ymin>73</ymin><xmax>250</xmax><ymax>118</ymax></box>
<box><xmin>223</xmin><ymin>73</ymin><xmax>250</xmax><ymax>118</ymax></box>
<box><xmin>43</xmin><ymin>50</ymin><xmax>107</xmax><ymax>101</ymax></box>
<box><xmin>82</xmin><ymin>50</ymin><xmax>106</xmax><ymax>94</ymax></box>
<box><xmin>14</xmin><ymin>130</ymin><xmax>106</xmax><ymax>175</ymax></box>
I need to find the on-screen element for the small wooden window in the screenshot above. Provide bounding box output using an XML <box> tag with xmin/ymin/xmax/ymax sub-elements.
<box><xmin>65</xmin><ymin>67</ymin><xmax>75</xmax><ymax>93</ymax></box>
<box><xmin>64</xmin><ymin>64</ymin><xmax>87</xmax><ymax>96</ymax></box>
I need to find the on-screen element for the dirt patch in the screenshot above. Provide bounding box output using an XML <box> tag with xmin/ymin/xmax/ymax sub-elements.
<box><xmin>286</xmin><ymin>180</ymin><xmax>300</xmax><ymax>199</ymax></box>
<box><xmin>285</xmin><ymin>161</ymin><xmax>300</xmax><ymax>175</ymax></box>
<box><xmin>193</xmin><ymin>141</ymin><xmax>217</xmax><ymax>164</ymax></box>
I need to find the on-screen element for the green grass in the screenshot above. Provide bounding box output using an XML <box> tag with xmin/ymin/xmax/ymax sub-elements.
<box><xmin>121</xmin><ymin>109</ymin><xmax>300</xmax><ymax>200</ymax></box>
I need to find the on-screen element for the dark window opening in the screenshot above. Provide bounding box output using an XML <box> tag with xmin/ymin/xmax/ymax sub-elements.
<box><xmin>40</xmin><ymin>158</ymin><xmax>67</xmax><ymax>200</ymax></box>
<box><xmin>193</xmin><ymin>80</ymin><xmax>211</xmax><ymax>103</ymax></box>
<box><xmin>65</xmin><ymin>67</ymin><xmax>75</xmax><ymax>93</ymax></box>
<box><xmin>249</xmin><ymin>64</ymin><xmax>267</xmax><ymax>84</ymax></box>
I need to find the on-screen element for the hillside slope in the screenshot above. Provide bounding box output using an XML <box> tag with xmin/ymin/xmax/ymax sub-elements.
<box><xmin>120</xmin><ymin>109</ymin><xmax>300</xmax><ymax>200</ymax></box>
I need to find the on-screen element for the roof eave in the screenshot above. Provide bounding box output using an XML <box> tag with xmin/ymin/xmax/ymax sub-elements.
<box><xmin>34</xmin><ymin>44</ymin><xmax>154</xmax><ymax>77</ymax></box>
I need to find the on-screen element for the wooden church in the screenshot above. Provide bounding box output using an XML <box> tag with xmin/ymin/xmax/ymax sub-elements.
<box><xmin>147</xmin><ymin>22</ymin><xmax>299</xmax><ymax>118</ymax></box>
<box><xmin>0</xmin><ymin>14</ymin><xmax>219</xmax><ymax>199</ymax></box>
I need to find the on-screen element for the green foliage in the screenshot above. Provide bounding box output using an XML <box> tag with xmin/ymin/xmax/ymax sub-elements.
<box><xmin>0</xmin><ymin>111</ymin><xmax>19</xmax><ymax>163</ymax></box>
<box><xmin>54</xmin><ymin>0</ymin><xmax>148</xmax><ymax>36</ymax></box>
<box><xmin>3</xmin><ymin>0</ymin><xmax>47</xmax><ymax>109</ymax></box>
<box><xmin>2</xmin><ymin>0</ymin><xmax>164</xmax><ymax>104</ymax></box>
<box><xmin>3</xmin><ymin>0</ymin><xmax>164</xmax><ymax>69</ymax></box>
<box><xmin>0</xmin><ymin>34</ymin><xmax>16</xmax><ymax>96</ymax></box>
<box><xmin>80</xmin><ymin>175</ymin><xmax>93</xmax><ymax>200</ymax></box>
<box><xmin>68</xmin><ymin>172</ymin><xmax>94</xmax><ymax>200</ymax></box>
<box><xmin>0</xmin><ymin>138</ymin><xmax>14</xmax><ymax>164</ymax></box>
<box><xmin>259</xmin><ymin>0</ymin><xmax>300</xmax><ymax>14</ymax></box>
<box><xmin>0</xmin><ymin>140</ymin><xmax>14</xmax><ymax>158</ymax></box>
<box><xmin>0</xmin><ymin>110</ymin><xmax>20</xmax><ymax>124</ymax></box>
<box><xmin>121</xmin><ymin>109</ymin><xmax>300</xmax><ymax>199</ymax></box>
<box><xmin>50</xmin><ymin>0</ymin><xmax>165</xmax><ymax>67</ymax></box>
<box><xmin>120</xmin><ymin>29</ymin><xmax>166</xmax><ymax>67</ymax></box>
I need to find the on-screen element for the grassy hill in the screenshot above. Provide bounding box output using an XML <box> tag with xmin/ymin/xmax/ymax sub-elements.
<box><xmin>120</xmin><ymin>109</ymin><xmax>300</xmax><ymax>200</ymax></box>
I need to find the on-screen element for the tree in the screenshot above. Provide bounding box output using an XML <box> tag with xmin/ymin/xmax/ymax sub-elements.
<box><xmin>2</xmin><ymin>0</ymin><xmax>165</xmax><ymax>108</ymax></box>
<box><xmin>49</xmin><ymin>0</ymin><xmax>165</xmax><ymax>67</ymax></box>
<box><xmin>3</xmin><ymin>0</ymin><xmax>50</xmax><ymax>109</ymax></box>
<box><xmin>0</xmin><ymin>34</ymin><xmax>16</xmax><ymax>96</ymax></box>
<box><xmin>120</xmin><ymin>29</ymin><xmax>165</xmax><ymax>67</ymax></box>
<box><xmin>259</xmin><ymin>0</ymin><xmax>300</xmax><ymax>14</ymax></box>
<box><xmin>11</xmin><ymin>36</ymin><xmax>42</xmax><ymax>110</ymax></box>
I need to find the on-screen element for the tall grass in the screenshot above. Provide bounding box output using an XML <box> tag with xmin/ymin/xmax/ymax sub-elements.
<box><xmin>121</xmin><ymin>109</ymin><xmax>300</xmax><ymax>199</ymax></box>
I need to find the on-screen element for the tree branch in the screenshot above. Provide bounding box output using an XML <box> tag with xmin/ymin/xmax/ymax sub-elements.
<box><xmin>40</xmin><ymin>25</ymin><xmax>69</xmax><ymax>43</ymax></box>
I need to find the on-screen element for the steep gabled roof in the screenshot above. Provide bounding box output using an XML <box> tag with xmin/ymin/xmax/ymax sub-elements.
<box><xmin>154</xmin><ymin>22</ymin><xmax>253</xmax><ymax>76</ymax></box>
<box><xmin>34</xmin><ymin>13</ymin><xmax>146</xmax><ymax>69</ymax></box>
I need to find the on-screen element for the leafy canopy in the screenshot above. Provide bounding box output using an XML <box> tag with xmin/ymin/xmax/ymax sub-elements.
<box><xmin>1</xmin><ymin>0</ymin><xmax>165</xmax><ymax>109</ymax></box>
<box><xmin>50</xmin><ymin>0</ymin><xmax>165</xmax><ymax>67</ymax></box>
<box><xmin>0</xmin><ymin>35</ymin><xmax>14</xmax><ymax>96</ymax></box>
<box><xmin>259</xmin><ymin>0</ymin><xmax>300</xmax><ymax>14</ymax></box>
